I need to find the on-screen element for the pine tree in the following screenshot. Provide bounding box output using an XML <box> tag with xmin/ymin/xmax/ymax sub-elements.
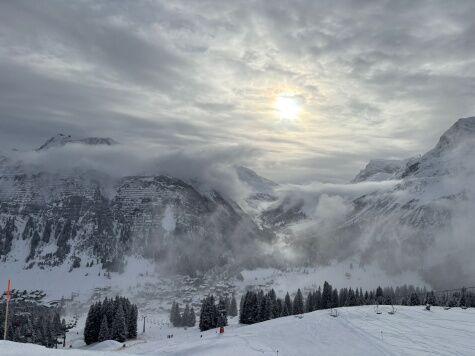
<box><xmin>217</xmin><ymin>298</ymin><xmax>228</xmax><ymax>327</ymax></box>
<box><xmin>358</xmin><ymin>288</ymin><xmax>365</xmax><ymax>305</ymax></box>
<box><xmin>281</xmin><ymin>301</ymin><xmax>290</xmax><ymax>317</ymax></box>
<box><xmin>240</xmin><ymin>291</ymin><xmax>257</xmax><ymax>325</ymax></box>
<box><xmin>223</xmin><ymin>296</ymin><xmax>230</xmax><ymax>315</ymax></box>
<box><xmin>199</xmin><ymin>295</ymin><xmax>218</xmax><ymax>331</ymax></box>
<box><xmin>239</xmin><ymin>292</ymin><xmax>249</xmax><ymax>324</ymax></box>
<box><xmin>182</xmin><ymin>304</ymin><xmax>190</xmax><ymax>327</ymax></box>
<box><xmin>188</xmin><ymin>307</ymin><xmax>196</xmax><ymax>327</ymax></box>
<box><xmin>84</xmin><ymin>303</ymin><xmax>100</xmax><ymax>345</ymax></box>
<box><xmin>98</xmin><ymin>316</ymin><xmax>109</xmax><ymax>342</ymax></box>
<box><xmin>267</xmin><ymin>290</ymin><xmax>277</xmax><ymax>318</ymax></box>
<box><xmin>305</xmin><ymin>292</ymin><xmax>313</xmax><ymax>313</ymax></box>
<box><xmin>104</xmin><ymin>298</ymin><xmax>115</xmax><ymax>331</ymax></box>
<box><xmin>331</xmin><ymin>289</ymin><xmax>339</xmax><ymax>308</ymax></box>
<box><xmin>315</xmin><ymin>287</ymin><xmax>322</xmax><ymax>310</ymax></box>
<box><xmin>229</xmin><ymin>295</ymin><xmax>238</xmax><ymax>317</ymax></box>
<box><xmin>321</xmin><ymin>281</ymin><xmax>332</xmax><ymax>309</ymax></box>
<box><xmin>409</xmin><ymin>292</ymin><xmax>420</xmax><ymax>306</ymax></box>
<box><xmin>284</xmin><ymin>292</ymin><xmax>292</xmax><ymax>316</ymax></box>
<box><xmin>340</xmin><ymin>288</ymin><xmax>348</xmax><ymax>307</ymax></box>
<box><xmin>293</xmin><ymin>289</ymin><xmax>304</xmax><ymax>315</ymax></box>
<box><xmin>428</xmin><ymin>291</ymin><xmax>437</xmax><ymax>306</ymax></box>
<box><xmin>376</xmin><ymin>286</ymin><xmax>384</xmax><ymax>304</ymax></box>
<box><xmin>111</xmin><ymin>305</ymin><xmax>127</xmax><ymax>342</ymax></box>
<box><xmin>128</xmin><ymin>305</ymin><xmax>138</xmax><ymax>339</ymax></box>
<box><xmin>169</xmin><ymin>301</ymin><xmax>176</xmax><ymax>324</ymax></box>
<box><xmin>170</xmin><ymin>302</ymin><xmax>182</xmax><ymax>327</ymax></box>
<box><xmin>459</xmin><ymin>288</ymin><xmax>467</xmax><ymax>307</ymax></box>
<box><xmin>347</xmin><ymin>288</ymin><xmax>356</xmax><ymax>306</ymax></box>
<box><xmin>258</xmin><ymin>295</ymin><xmax>272</xmax><ymax>322</ymax></box>
<box><xmin>275</xmin><ymin>298</ymin><xmax>283</xmax><ymax>317</ymax></box>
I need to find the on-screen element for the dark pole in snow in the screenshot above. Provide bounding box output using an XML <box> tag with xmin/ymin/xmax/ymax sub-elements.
<box><xmin>143</xmin><ymin>316</ymin><xmax>146</xmax><ymax>333</ymax></box>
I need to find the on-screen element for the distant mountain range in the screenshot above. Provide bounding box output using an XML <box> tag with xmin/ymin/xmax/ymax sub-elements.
<box><xmin>1</xmin><ymin>117</ymin><xmax>475</xmax><ymax>288</ymax></box>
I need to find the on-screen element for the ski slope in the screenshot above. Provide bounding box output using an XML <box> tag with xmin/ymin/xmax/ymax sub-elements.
<box><xmin>2</xmin><ymin>306</ymin><xmax>475</xmax><ymax>355</ymax></box>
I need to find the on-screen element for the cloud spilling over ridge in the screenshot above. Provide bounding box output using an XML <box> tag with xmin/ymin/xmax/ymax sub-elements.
<box><xmin>3</xmin><ymin>140</ymin><xmax>260</xmax><ymax>202</ymax></box>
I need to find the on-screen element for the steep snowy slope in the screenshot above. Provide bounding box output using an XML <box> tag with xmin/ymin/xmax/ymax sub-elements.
<box><xmin>259</xmin><ymin>117</ymin><xmax>475</xmax><ymax>288</ymax></box>
<box><xmin>2</xmin><ymin>306</ymin><xmax>475</xmax><ymax>356</ymax></box>
<box><xmin>343</xmin><ymin>117</ymin><xmax>475</xmax><ymax>287</ymax></box>
<box><xmin>352</xmin><ymin>158</ymin><xmax>411</xmax><ymax>182</ymax></box>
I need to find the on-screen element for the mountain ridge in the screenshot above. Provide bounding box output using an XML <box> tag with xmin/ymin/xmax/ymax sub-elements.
<box><xmin>36</xmin><ymin>134</ymin><xmax>118</xmax><ymax>151</ymax></box>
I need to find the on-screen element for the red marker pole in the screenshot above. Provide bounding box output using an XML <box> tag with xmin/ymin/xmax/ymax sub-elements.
<box><xmin>3</xmin><ymin>279</ymin><xmax>11</xmax><ymax>340</ymax></box>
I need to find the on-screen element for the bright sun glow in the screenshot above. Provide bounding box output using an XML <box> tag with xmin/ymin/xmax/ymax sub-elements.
<box><xmin>275</xmin><ymin>95</ymin><xmax>302</xmax><ymax>120</ymax></box>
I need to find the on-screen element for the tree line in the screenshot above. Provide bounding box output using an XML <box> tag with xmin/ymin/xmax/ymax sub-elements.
<box><xmin>170</xmin><ymin>295</ymin><xmax>238</xmax><ymax>331</ymax></box>
<box><xmin>174</xmin><ymin>283</ymin><xmax>475</xmax><ymax>332</ymax></box>
<box><xmin>198</xmin><ymin>294</ymin><xmax>238</xmax><ymax>331</ymax></box>
<box><xmin>238</xmin><ymin>282</ymin><xmax>475</xmax><ymax>326</ymax></box>
<box><xmin>84</xmin><ymin>296</ymin><xmax>137</xmax><ymax>345</ymax></box>
<box><xmin>169</xmin><ymin>302</ymin><xmax>196</xmax><ymax>327</ymax></box>
<box><xmin>0</xmin><ymin>301</ymin><xmax>67</xmax><ymax>348</ymax></box>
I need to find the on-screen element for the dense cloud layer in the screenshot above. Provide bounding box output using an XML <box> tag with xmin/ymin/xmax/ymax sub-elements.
<box><xmin>1</xmin><ymin>1</ymin><xmax>475</xmax><ymax>183</ymax></box>
<box><xmin>3</xmin><ymin>141</ymin><xmax>258</xmax><ymax>204</ymax></box>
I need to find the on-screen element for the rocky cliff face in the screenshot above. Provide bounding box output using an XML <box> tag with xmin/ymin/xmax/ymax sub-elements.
<box><xmin>0</xmin><ymin>137</ymin><xmax>272</xmax><ymax>274</ymax></box>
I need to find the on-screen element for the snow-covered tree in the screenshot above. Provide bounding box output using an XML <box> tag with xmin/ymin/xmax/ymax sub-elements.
<box><xmin>199</xmin><ymin>295</ymin><xmax>218</xmax><ymax>331</ymax></box>
<box><xmin>111</xmin><ymin>305</ymin><xmax>127</xmax><ymax>342</ymax></box>
<box><xmin>284</xmin><ymin>292</ymin><xmax>293</xmax><ymax>316</ymax></box>
<box><xmin>228</xmin><ymin>295</ymin><xmax>238</xmax><ymax>317</ymax></box>
<box><xmin>293</xmin><ymin>289</ymin><xmax>304</xmax><ymax>315</ymax></box>
<box><xmin>98</xmin><ymin>316</ymin><xmax>109</xmax><ymax>342</ymax></box>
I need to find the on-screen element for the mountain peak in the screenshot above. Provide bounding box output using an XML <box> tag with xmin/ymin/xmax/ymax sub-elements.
<box><xmin>235</xmin><ymin>165</ymin><xmax>278</xmax><ymax>193</ymax></box>
<box><xmin>36</xmin><ymin>134</ymin><xmax>117</xmax><ymax>151</ymax></box>
<box><xmin>433</xmin><ymin>117</ymin><xmax>475</xmax><ymax>155</ymax></box>
<box><xmin>352</xmin><ymin>159</ymin><xmax>406</xmax><ymax>183</ymax></box>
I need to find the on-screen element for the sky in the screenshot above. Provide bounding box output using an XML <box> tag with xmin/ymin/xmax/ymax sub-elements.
<box><xmin>1</xmin><ymin>0</ymin><xmax>475</xmax><ymax>183</ymax></box>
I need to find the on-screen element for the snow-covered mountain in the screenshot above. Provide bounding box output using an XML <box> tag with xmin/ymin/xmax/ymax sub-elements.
<box><xmin>0</xmin><ymin>135</ymin><xmax>273</xmax><ymax>275</ymax></box>
<box><xmin>259</xmin><ymin>117</ymin><xmax>475</xmax><ymax>288</ymax></box>
<box><xmin>352</xmin><ymin>159</ymin><xmax>410</xmax><ymax>182</ymax></box>
<box><xmin>235</xmin><ymin>165</ymin><xmax>277</xmax><ymax>194</ymax></box>
<box><xmin>235</xmin><ymin>165</ymin><xmax>278</xmax><ymax>214</ymax></box>
<box><xmin>2</xmin><ymin>118</ymin><xmax>475</xmax><ymax>290</ymax></box>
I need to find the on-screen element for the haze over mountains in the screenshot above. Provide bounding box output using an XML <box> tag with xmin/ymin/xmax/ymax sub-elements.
<box><xmin>1</xmin><ymin>117</ymin><xmax>475</xmax><ymax>289</ymax></box>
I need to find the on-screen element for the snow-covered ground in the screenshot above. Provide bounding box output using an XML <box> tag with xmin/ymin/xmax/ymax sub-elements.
<box><xmin>237</xmin><ymin>264</ymin><xmax>425</xmax><ymax>294</ymax></box>
<box><xmin>2</xmin><ymin>306</ymin><xmax>475</xmax><ymax>356</ymax></box>
<box><xmin>0</xmin><ymin>258</ymin><xmax>425</xmax><ymax>304</ymax></box>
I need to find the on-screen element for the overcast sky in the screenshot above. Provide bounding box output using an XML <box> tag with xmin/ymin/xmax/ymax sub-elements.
<box><xmin>1</xmin><ymin>0</ymin><xmax>475</xmax><ymax>183</ymax></box>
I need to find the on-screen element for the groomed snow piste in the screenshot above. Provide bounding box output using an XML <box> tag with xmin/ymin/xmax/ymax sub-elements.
<box><xmin>2</xmin><ymin>305</ymin><xmax>475</xmax><ymax>356</ymax></box>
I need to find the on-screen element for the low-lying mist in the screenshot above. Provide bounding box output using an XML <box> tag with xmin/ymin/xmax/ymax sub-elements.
<box><xmin>2</xmin><ymin>131</ymin><xmax>475</xmax><ymax>290</ymax></box>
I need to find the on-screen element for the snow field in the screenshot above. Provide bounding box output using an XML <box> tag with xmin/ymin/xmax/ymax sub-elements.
<box><xmin>3</xmin><ymin>305</ymin><xmax>475</xmax><ymax>356</ymax></box>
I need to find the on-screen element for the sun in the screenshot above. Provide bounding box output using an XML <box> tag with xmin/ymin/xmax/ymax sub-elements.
<box><xmin>275</xmin><ymin>95</ymin><xmax>302</xmax><ymax>120</ymax></box>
